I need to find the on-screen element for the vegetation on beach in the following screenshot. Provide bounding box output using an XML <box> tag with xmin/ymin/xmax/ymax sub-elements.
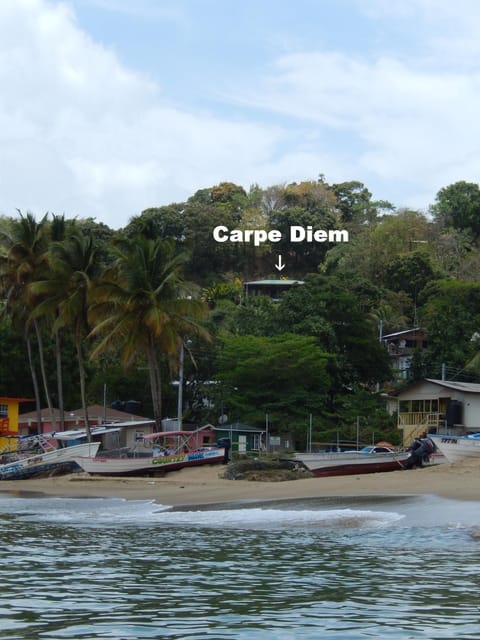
<box><xmin>2</xmin><ymin>177</ymin><xmax>480</xmax><ymax>447</ymax></box>
<box><xmin>222</xmin><ymin>457</ymin><xmax>313</xmax><ymax>481</ymax></box>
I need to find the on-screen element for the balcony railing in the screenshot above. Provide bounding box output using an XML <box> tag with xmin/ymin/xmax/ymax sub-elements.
<box><xmin>398</xmin><ymin>412</ymin><xmax>444</xmax><ymax>430</ymax></box>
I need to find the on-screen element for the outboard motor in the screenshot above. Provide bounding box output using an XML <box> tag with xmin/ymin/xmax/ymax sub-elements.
<box><xmin>421</xmin><ymin>436</ymin><xmax>436</xmax><ymax>462</ymax></box>
<box><xmin>405</xmin><ymin>436</ymin><xmax>436</xmax><ymax>469</ymax></box>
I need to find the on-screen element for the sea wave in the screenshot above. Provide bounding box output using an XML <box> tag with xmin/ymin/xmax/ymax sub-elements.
<box><xmin>0</xmin><ymin>495</ymin><xmax>404</xmax><ymax>529</ymax></box>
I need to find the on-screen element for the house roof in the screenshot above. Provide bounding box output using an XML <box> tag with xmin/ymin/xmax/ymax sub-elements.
<box><xmin>393</xmin><ymin>378</ymin><xmax>480</xmax><ymax>397</ymax></box>
<box><xmin>243</xmin><ymin>280</ymin><xmax>304</xmax><ymax>286</ymax></box>
<box><xmin>425</xmin><ymin>379</ymin><xmax>480</xmax><ymax>393</ymax></box>
<box><xmin>19</xmin><ymin>407</ymin><xmax>65</xmax><ymax>421</ymax></box>
<box><xmin>382</xmin><ymin>327</ymin><xmax>425</xmax><ymax>339</ymax></box>
<box><xmin>70</xmin><ymin>404</ymin><xmax>148</xmax><ymax>421</ymax></box>
<box><xmin>19</xmin><ymin>404</ymin><xmax>149</xmax><ymax>423</ymax></box>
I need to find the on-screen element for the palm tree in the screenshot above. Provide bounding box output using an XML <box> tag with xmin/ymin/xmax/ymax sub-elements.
<box><xmin>0</xmin><ymin>212</ymin><xmax>55</xmax><ymax>432</ymax></box>
<box><xmin>30</xmin><ymin>229</ymin><xmax>99</xmax><ymax>440</ymax></box>
<box><xmin>89</xmin><ymin>236</ymin><xmax>209</xmax><ymax>429</ymax></box>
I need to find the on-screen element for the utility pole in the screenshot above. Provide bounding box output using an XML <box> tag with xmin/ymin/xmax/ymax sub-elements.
<box><xmin>177</xmin><ymin>343</ymin><xmax>184</xmax><ymax>430</ymax></box>
<box><xmin>308</xmin><ymin>414</ymin><xmax>313</xmax><ymax>453</ymax></box>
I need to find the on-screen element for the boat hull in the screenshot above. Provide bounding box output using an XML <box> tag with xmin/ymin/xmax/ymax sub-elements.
<box><xmin>0</xmin><ymin>442</ymin><xmax>100</xmax><ymax>480</ymax></box>
<box><xmin>295</xmin><ymin>451</ymin><xmax>410</xmax><ymax>478</ymax></box>
<box><xmin>428</xmin><ymin>434</ymin><xmax>480</xmax><ymax>463</ymax></box>
<box><xmin>74</xmin><ymin>447</ymin><xmax>226</xmax><ymax>476</ymax></box>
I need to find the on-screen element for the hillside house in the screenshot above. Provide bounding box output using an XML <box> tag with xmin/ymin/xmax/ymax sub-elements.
<box><xmin>382</xmin><ymin>327</ymin><xmax>427</xmax><ymax>380</ymax></box>
<box><xmin>243</xmin><ymin>279</ymin><xmax>304</xmax><ymax>301</ymax></box>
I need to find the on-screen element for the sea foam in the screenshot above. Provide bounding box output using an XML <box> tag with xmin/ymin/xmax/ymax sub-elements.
<box><xmin>0</xmin><ymin>495</ymin><xmax>404</xmax><ymax>529</ymax></box>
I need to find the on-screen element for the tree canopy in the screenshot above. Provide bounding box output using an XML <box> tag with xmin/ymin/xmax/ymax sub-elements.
<box><xmin>2</xmin><ymin>175</ymin><xmax>480</xmax><ymax>446</ymax></box>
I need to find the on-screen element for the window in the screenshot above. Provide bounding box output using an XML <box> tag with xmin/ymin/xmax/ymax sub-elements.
<box><xmin>0</xmin><ymin>404</ymin><xmax>8</xmax><ymax>418</ymax></box>
<box><xmin>399</xmin><ymin>400</ymin><xmax>411</xmax><ymax>413</ymax></box>
<box><xmin>399</xmin><ymin>399</ymin><xmax>439</xmax><ymax>413</ymax></box>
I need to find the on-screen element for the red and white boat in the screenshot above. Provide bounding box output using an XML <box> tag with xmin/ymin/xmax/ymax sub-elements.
<box><xmin>294</xmin><ymin>445</ymin><xmax>410</xmax><ymax>478</ymax></box>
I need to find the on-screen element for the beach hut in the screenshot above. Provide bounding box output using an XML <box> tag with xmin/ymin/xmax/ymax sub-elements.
<box><xmin>0</xmin><ymin>397</ymin><xmax>33</xmax><ymax>451</ymax></box>
<box><xmin>391</xmin><ymin>378</ymin><xmax>480</xmax><ymax>445</ymax></box>
<box><xmin>214</xmin><ymin>423</ymin><xmax>265</xmax><ymax>455</ymax></box>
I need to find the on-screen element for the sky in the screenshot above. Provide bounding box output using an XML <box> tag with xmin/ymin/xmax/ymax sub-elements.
<box><xmin>1</xmin><ymin>0</ymin><xmax>480</xmax><ymax>229</ymax></box>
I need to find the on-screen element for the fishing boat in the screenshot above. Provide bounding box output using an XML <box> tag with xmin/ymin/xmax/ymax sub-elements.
<box><xmin>73</xmin><ymin>429</ymin><xmax>227</xmax><ymax>477</ymax></box>
<box><xmin>0</xmin><ymin>434</ymin><xmax>100</xmax><ymax>480</ymax></box>
<box><xmin>294</xmin><ymin>445</ymin><xmax>410</xmax><ymax>477</ymax></box>
<box><xmin>428</xmin><ymin>432</ymin><xmax>480</xmax><ymax>463</ymax></box>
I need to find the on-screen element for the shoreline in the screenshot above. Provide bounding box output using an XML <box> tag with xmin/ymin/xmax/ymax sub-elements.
<box><xmin>1</xmin><ymin>458</ymin><xmax>480</xmax><ymax>505</ymax></box>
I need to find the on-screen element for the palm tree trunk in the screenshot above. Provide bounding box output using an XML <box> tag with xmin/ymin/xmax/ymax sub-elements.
<box><xmin>55</xmin><ymin>329</ymin><xmax>65</xmax><ymax>431</ymax></box>
<box><xmin>147</xmin><ymin>334</ymin><xmax>162</xmax><ymax>430</ymax></box>
<box><xmin>33</xmin><ymin>318</ymin><xmax>58</xmax><ymax>431</ymax></box>
<box><xmin>76</xmin><ymin>322</ymin><xmax>91</xmax><ymax>442</ymax></box>
<box><xmin>25</xmin><ymin>328</ymin><xmax>42</xmax><ymax>435</ymax></box>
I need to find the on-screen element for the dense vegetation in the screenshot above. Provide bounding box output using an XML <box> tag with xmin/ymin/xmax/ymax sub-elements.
<box><xmin>2</xmin><ymin>177</ymin><xmax>480</xmax><ymax>447</ymax></box>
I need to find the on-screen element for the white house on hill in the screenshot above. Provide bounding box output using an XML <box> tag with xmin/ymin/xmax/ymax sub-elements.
<box><xmin>382</xmin><ymin>327</ymin><xmax>427</xmax><ymax>380</ymax></box>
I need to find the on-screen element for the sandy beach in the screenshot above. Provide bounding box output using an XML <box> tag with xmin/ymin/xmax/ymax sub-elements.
<box><xmin>1</xmin><ymin>458</ymin><xmax>480</xmax><ymax>505</ymax></box>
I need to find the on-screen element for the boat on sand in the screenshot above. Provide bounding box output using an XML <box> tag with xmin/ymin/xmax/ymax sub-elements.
<box><xmin>294</xmin><ymin>445</ymin><xmax>410</xmax><ymax>478</ymax></box>
<box><xmin>0</xmin><ymin>435</ymin><xmax>100</xmax><ymax>480</ymax></box>
<box><xmin>428</xmin><ymin>433</ymin><xmax>480</xmax><ymax>463</ymax></box>
<box><xmin>73</xmin><ymin>429</ymin><xmax>228</xmax><ymax>477</ymax></box>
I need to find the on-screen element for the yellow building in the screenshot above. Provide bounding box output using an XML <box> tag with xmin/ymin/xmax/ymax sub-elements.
<box><xmin>0</xmin><ymin>397</ymin><xmax>32</xmax><ymax>452</ymax></box>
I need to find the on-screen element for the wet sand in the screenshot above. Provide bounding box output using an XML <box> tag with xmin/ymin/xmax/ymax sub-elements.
<box><xmin>1</xmin><ymin>458</ymin><xmax>479</xmax><ymax>505</ymax></box>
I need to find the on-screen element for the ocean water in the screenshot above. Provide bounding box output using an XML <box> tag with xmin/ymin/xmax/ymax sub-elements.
<box><xmin>0</xmin><ymin>492</ymin><xmax>480</xmax><ymax>640</ymax></box>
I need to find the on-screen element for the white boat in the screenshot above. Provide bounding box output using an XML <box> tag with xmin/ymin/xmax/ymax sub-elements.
<box><xmin>0</xmin><ymin>425</ymin><xmax>123</xmax><ymax>480</ymax></box>
<box><xmin>73</xmin><ymin>429</ymin><xmax>227</xmax><ymax>476</ymax></box>
<box><xmin>428</xmin><ymin>433</ymin><xmax>480</xmax><ymax>463</ymax></box>
<box><xmin>295</xmin><ymin>445</ymin><xmax>410</xmax><ymax>477</ymax></box>
<box><xmin>0</xmin><ymin>437</ymin><xmax>100</xmax><ymax>480</ymax></box>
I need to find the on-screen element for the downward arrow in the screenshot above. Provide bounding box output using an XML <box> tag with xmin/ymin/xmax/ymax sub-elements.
<box><xmin>275</xmin><ymin>255</ymin><xmax>285</xmax><ymax>271</ymax></box>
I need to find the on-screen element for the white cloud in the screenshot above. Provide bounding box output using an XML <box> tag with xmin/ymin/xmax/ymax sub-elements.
<box><xmin>3</xmin><ymin>0</ymin><xmax>480</xmax><ymax>229</ymax></box>
<box><xmin>0</xmin><ymin>0</ymin><xmax>296</xmax><ymax>227</ymax></box>
<box><xmin>237</xmin><ymin>42</ymin><xmax>480</xmax><ymax>209</ymax></box>
<box><xmin>357</xmin><ymin>0</ymin><xmax>480</xmax><ymax>67</ymax></box>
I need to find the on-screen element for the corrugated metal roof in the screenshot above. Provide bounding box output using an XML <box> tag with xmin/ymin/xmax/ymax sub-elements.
<box><xmin>382</xmin><ymin>327</ymin><xmax>424</xmax><ymax>339</ymax></box>
<box><xmin>243</xmin><ymin>280</ymin><xmax>304</xmax><ymax>285</ymax></box>
<box><xmin>426</xmin><ymin>379</ymin><xmax>480</xmax><ymax>393</ymax></box>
